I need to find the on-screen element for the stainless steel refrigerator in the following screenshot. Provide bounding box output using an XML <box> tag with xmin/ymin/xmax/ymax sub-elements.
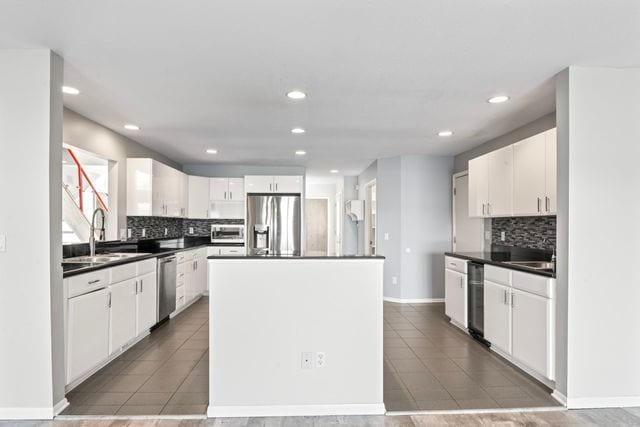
<box><xmin>247</xmin><ymin>194</ymin><xmax>301</xmax><ymax>256</ymax></box>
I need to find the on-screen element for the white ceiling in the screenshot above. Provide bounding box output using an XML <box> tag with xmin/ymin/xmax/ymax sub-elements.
<box><xmin>1</xmin><ymin>1</ymin><xmax>640</xmax><ymax>175</ymax></box>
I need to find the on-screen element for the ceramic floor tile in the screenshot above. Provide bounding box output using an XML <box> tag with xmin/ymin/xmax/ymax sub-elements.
<box><xmin>99</xmin><ymin>374</ymin><xmax>149</xmax><ymax>393</ymax></box>
<box><xmin>116</xmin><ymin>405</ymin><xmax>164</xmax><ymax>415</ymax></box>
<box><xmin>167</xmin><ymin>392</ymin><xmax>209</xmax><ymax>405</ymax></box>
<box><xmin>125</xmin><ymin>392</ymin><xmax>173</xmax><ymax>406</ymax></box>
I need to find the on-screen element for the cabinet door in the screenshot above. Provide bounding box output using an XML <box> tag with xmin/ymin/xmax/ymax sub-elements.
<box><xmin>228</xmin><ymin>178</ymin><xmax>245</xmax><ymax>201</ymax></box>
<box><xmin>513</xmin><ymin>134</ymin><xmax>546</xmax><ymax>216</ymax></box>
<box><xmin>545</xmin><ymin>128</ymin><xmax>557</xmax><ymax>214</ymax></box>
<box><xmin>179</xmin><ymin>171</ymin><xmax>189</xmax><ymax>217</ymax></box>
<box><xmin>444</xmin><ymin>269</ymin><xmax>467</xmax><ymax>327</ymax></box>
<box><xmin>184</xmin><ymin>260</ymin><xmax>196</xmax><ymax>303</ymax></box>
<box><xmin>67</xmin><ymin>289</ymin><xmax>110</xmax><ymax>384</ymax></box>
<box><xmin>109</xmin><ymin>279</ymin><xmax>137</xmax><ymax>354</ymax></box>
<box><xmin>194</xmin><ymin>258</ymin><xmax>207</xmax><ymax>294</ymax></box>
<box><xmin>210</xmin><ymin>178</ymin><xmax>229</xmax><ymax>201</ymax></box>
<box><xmin>166</xmin><ymin>168</ymin><xmax>183</xmax><ymax>217</ymax></box>
<box><xmin>126</xmin><ymin>159</ymin><xmax>153</xmax><ymax>216</ymax></box>
<box><xmin>468</xmin><ymin>155</ymin><xmax>489</xmax><ymax>217</ymax></box>
<box><xmin>487</xmin><ymin>145</ymin><xmax>513</xmax><ymax>216</ymax></box>
<box><xmin>484</xmin><ymin>281</ymin><xmax>512</xmax><ymax>354</ymax></box>
<box><xmin>273</xmin><ymin>175</ymin><xmax>303</xmax><ymax>193</ymax></box>
<box><xmin>512</xmin><ymin>289</ymin><xmax>552</xmax><ymax>379</ymax></box>
<box><xmin>136</xmin><ymin>271</ymin><xmax>157</xmax><ymax>335</ymax></box>
<box><xmin>152</xmin><ymin>161</ymin><xmax>168</xmax><ymax>216</ymax></box>
<box><xmin>245</xmin><ymin>175</ymin><xmax>274</xmax><ymax>193</ymax></box>
<box><xmin>188</xmin><ymin>175</ymin><xmax>210</xmax><ymax>219</ymax></box>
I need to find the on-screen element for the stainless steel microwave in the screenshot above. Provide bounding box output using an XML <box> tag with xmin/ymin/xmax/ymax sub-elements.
<box><xmin>210</xmin><ymin>224</ymin><xmax>245</xmax><ymax>244</ymax></box>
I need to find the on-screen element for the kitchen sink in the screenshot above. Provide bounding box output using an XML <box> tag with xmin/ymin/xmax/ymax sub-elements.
<box><xmin>62</xmin><ymin>252</ymin><xmax>150</xmax><ymax>264</ymax></box>
<box><xmin>505</xmin><ymin>260</ymin><xmax>555</xmax><ymax>270</ymax></box>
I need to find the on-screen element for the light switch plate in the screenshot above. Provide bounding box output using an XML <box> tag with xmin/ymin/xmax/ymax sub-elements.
<box><xmin>141</xmin><ymin>228</ymin><xmax>146</xmax><ymax>238</ymax></box>
<box><xmin>0</xmin><ymin>234</ymin><xmax>5</xmax><ymax>252</ymax></box>
<box><xmin>189</xmin><ymin>227</ymin><xmax>194</xmax><ymax>234</ymax></box>
<box><xmin>500</xmin><ymin>231</ymin><xmax>506</xmax><ymax>241</ymax></box>
<box><xmin>384</xmin><ymin>233</ymin><xmax>389</xmax><ymax>240</ymax></box>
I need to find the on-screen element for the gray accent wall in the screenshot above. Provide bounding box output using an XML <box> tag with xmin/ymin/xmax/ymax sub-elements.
<box><xmin>453</xmin><ymin>112</ymin><xmax>556</xmax><ymax>173</ymax></box>
<box><xmin>376</xmin><ymin>157</ymin><xmax>402</xmax><ymax>299</ymax></box>
<box><xmin>63</xmin><ymin>108</ymin><xmax>182</xmax><ymax>241</ymax></box>
<box><xmin>183</xmin><ymin>164</ymin><xmax>305</xmax><ymax>177</ymax></box>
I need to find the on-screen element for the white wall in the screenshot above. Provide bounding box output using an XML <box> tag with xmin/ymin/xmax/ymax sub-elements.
<box><xmin>208</xmin><ymin>259</ymin><xmax>384</xmax><ymax>416</ymax></box>
<box><xmin>63</xmin><ymin>108</ymin><xmax>181</xmax><ymax>240</ymax></box>
<box><xmin>556</xmin><ymin>67</ymin><xmax>640</xmax><ymax>408</ymax></box>
<box><xmin>0</xmin><ymin>50</ymin><xmax>64</xmax><ymax>419</ymax></box>
<box><xmin>183</xmin><ymin>164</ymin><xmax>305</xmax><ymax>177</ymax></box>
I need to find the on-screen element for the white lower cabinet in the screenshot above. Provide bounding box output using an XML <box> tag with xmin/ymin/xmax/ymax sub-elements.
<box><xmin>136</xmin><ymin>271</ymin><xmax>157</xmax><ymax>336</ymax></box>
<box><xmin>483</xmin><ymin>281</ymin><xmax>512</xmax><ymax>354</ymax></box>
<box><xmin>109</xmin><ymin>279</ymin><xmax>137</xmax><ymax>355</ymax></box>
<box><xmin>444</xmin><ymin>268</ymin><xmax>467</xmax><ymax>328</ymax></box>
<box><xmin>512</xmin><ymin>288</ymin><xmax>553</xmax><ymax>379</ymax></box>
<box><xmin>66</xmin><ymin>289</ymin><xmax>110</xmax><ymax>384</ymax></box>
<box><xmin>174</xmin><ymin>248</ymin><xmax>208</xmax><ymax>314</ymax></box>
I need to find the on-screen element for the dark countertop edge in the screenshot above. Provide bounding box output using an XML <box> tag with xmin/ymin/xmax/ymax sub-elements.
<box><xmin>208</xmin><ymin>243</ymin><xmax>245</xmax><ymax>247</ymax></box>
<box><xmin>63</xmin><ymin>245</ymin><xmax>210</xmax><ymax>278</ymax></box>
<box><xmin>444</xmin><ymin>252</ymin><xmax>555</xmax><ymax>278</ymax></box>
<box><xmin>207</xmin><ymin>255</ymin><xmax>386</xmax><ymax>260</ymax></box>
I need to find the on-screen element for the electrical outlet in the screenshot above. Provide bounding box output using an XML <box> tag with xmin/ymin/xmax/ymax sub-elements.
<box><xmin>384</xmin><ymin>233</ymin><xmax>389</xmax><ymax>241</ymax></box>
<box><xmin>141</xmin><ymin>228</ymin><xmax>146</xmax><ymax>238</ymax></box>
<box><xmin>127</xmin><ymin>229</ymin><xmax>132</xmax><ymax>239</ymax></box>
<box><xmin>0</xmin><ymin>234</ymin><xmax>6</xmax><ymax>252</ymax></box>
<box><xmin>164</xmin><ymin>228</ymin><xmax>168</xmax><ymax>236</ymax></box>
<box><xmin>301</xmin><ymin>352</ymin><xmax>313</xmax><ymax>369</ymax></box>
<box><xmin>392</xmin><ymin>276</ymin><xmax>398</xmax><ymax>285</ymax></box>
<box><xmin>189</xmin><ymin>227</ymin><xmax>194</xmax><ymax>234</ymax></box>
<box><xmin>500</xmin><ymin>231</ymin><xmax>506</xmax><ymax>241</ymax></box>
<box><xmin>315</xmin><ymin>352</ymin><xmax>326</xmax><ymax>368</ymax></box>
<box><xmin>405</xmin><ymin>248</ymin><xmax>411</xmax><ymax>253</ymax></box>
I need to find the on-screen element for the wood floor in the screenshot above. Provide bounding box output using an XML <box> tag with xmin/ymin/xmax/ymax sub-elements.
<box><xmin>3</xmin><ymin>408</ymin><xmax>640</xmax><ymax>426</ymax></box>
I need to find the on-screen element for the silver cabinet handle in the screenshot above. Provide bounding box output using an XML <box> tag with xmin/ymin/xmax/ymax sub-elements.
<box><xmin>545</xmin><ymin>196</ymin><xmax>550</xmax><ymax>212</ymax></box>
<box><xmin>107</xmin><ymin>292</ymin><xmax>112</xmax><ymax>308</ymax></box>
<box><xmin>482</xmin><ymin>204</ymin><xmax>486</xmax><ymax>215</ymax></box>
<box><xmin>88</xmin><ymin>279</ymin><xmax>101</xmax><ymax>285</ymax></box>
<box><xmin>140</xmin><ymin>279</ymin><xmax>143</xmax><ymax>293</ymax></box>
<box><xmin>275</xmin><ymin>182</ymin><xmax>278</xmax><ymax>191</ymax></box>
<box><xmin>229</xmin><ymin>191</ymin><xmax>232</xmax><ymax>199</ymax></box>
<box><xmin>224</xmin><ymin>191</ymin><xmax>227</xmax><ymax>200</ymax></box>
<box><xmin>487</xmin><ymin>203</ymin><xmax>491</xmax><ymax>215</ymax></box>
<box><xmin>537</xmin><ymin>197</ymin><xmax>541</xmax><ymax>213</ymax></box>
<box><xmin>510</xmin><ymin>292</ymin><xmax>515</xmax><ymax>307</ymax></box>
<box><xmin>135</xmin><ymin>280</ymin><xmax>139</xmax><ymax>294</ymax></box>
<box><xmin>269</xmin><ymin>183</ymin><xmax>272</xmax><ymax>192</ymax></box>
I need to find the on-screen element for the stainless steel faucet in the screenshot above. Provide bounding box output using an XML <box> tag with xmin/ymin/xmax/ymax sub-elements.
<box><xmin>89</xmin><ymin>207</ymin><xmax>106</xmax><ymax>257</ymax></box>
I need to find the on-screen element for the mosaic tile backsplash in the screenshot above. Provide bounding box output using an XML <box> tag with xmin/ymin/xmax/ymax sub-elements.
<box><xmin>127</xmin><ymin>216</ymin><xmax>243</xmax><ymax>240</ymax></box>
<box><xmin>491</xmin><ymin>216</ymin><xmax>556</xmax><ymax>251</ymax></box>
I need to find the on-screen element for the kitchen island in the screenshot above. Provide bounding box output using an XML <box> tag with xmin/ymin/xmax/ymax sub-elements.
<box><xmin>207</xmin><ymin>255</ymin><xmax>385</xmax><ymax>417</ymax></box>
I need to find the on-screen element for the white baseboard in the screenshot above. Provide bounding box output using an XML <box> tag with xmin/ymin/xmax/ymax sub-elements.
<box><xmin>207</xmin><ymin>403</ymin><xmax>386</xmax><ymax>417</ymax></box>
<box><xmin>53</xmin><ymin>398</ymin><xmax>69</xmax><ymax>416</ymax></box>
<box><xmin>383</xmin><ymin>297</ymin><xmax>444</xmax><ymax>304</ymax></box>
<box><xmin>490</xmin><ymin>346</ymin><xmax>555</xmax><ymax>390</ymax></box>
<box><xmin>551</xmin><ymin>390</ymin><xmax>567</xmax><ymax>406</ymax></box>
<box><xmin>565</xmin><ymin>395</ymin><xmax>640</xmax><ymax>409</ymax></box>
<box><xmin>0</xmin><ymin>406</ymin><xmax>55</xmax><ymax>420</ymax></box>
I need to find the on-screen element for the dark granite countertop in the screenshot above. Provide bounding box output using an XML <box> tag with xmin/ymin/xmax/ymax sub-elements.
<box><xmin>208</xmin><ymin>255</ymin><xmax>385</xmax><ymax>260</ymax></box>
<box><xmin>445</xmin><ymin>251</ymin><xmax>555</xmax><ymax>278</ymax></box>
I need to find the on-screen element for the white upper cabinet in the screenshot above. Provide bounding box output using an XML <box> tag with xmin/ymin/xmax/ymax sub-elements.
<box><xmin>468</xmin><ymin>128</ymin><xmax>557</xmax><ymax>218</ymax></box>
<box><xmin>545</xmin><ymin>128</ymin><xmax>557</xmax><ymax>214</ymax></box>
<box><xmin>468</xmin><ymin>155</ymin><xmax>489</xmax><ymax>217</ymax></box>
<box><xmin>514</xmin><ymin>133</ymin><xmax>546</xmax><ymax>216</ymax></box>
<box><xmin>127</xmin><ymin>158</ymin><xmax>187</xmax><ymax>218</ymax></box>
<box><xmin>245</xmin><ymin>175</ymin><xmax>303</xmax><ymax>194</ymax></box>
<box><xmin>188</xmin><ymin>175</ymin><xmax>210</xmax><ymax>219</ymax></box>
<box><xmin>487</xmin><ymin>145</ymin><xmax>514</xmax><ymax>217</ymax></box>
<box><xmin>210</xmin><ymin>177</ymin><xmax>245</xmax><ymax>201</ymax></box>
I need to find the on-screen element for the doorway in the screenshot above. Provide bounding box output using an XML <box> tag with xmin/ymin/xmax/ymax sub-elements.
<box><xmin>305</xmin><ymin>198</ymin><xmax>329</xmax><ymax>256</ymax></box>
<box><xmin>364</xmin><ymin>181</ymin><xmax>377</xmax><ymax>255</ymax></box>
<box><xmin>452</xmin><ymin>172</ymin><xmax>484</xmax><ymax>252</ymax></box>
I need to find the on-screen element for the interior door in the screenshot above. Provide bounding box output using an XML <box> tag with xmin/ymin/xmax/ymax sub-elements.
<box><xmin>305</xmin><ymin>198</ymin><xmax>329</xmax><ymax>256</ymax></box>
<box><xmin>484</xmin><ymin>281</ymin><xmax>512</xmax><ymax>354</ymax></box>
<box><xmin>453</xmin><ymin>174</ymin><xmax>484</xmax><ymax>252</ymax></box>
<box><xmin>109</xmin><ymin>279</ymin><xmax>137</xmax><ymax>354</ymax></box>
<box><xmin>67</xmin><ymin>289</ymin><xmax>110</xmax><ymax>384</ymax></box>
<box><xmin>136</xmin><ymin>271</ymin><xmax>157</xmax><ymax>335</ymax></box>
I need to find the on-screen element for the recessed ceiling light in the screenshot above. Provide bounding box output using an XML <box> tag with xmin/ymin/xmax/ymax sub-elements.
<box><xmin>295</xmin><ymin>150</ymin><xmax>306</xmax><ymax>156</ymax></box>
<box><xmin>291</xmin><ymin>127</ymin><xmax>306</xmax><ymax>134</ymax></box>
<box><xmin>206</xmin><ymin>149</ymin><xmax>218</xmax><ymax>154</ymax></box>
<box><xmin>287</xmin><ymin>90</ymin><xmax>306</xmax><ymax>99</ymax></box>
<box><xmin>488</xmin><ymin>95</ymin><xmax>510</xmax><ymax>104</ymax></box>
<box><xmin>438</xmin><ymin>130</ymin><xmax>454</xmax><ymax>137</ymax></box>
<box><xmin>330</xmin><ymin>169</ymin><xmax>339</xmax><ymax>174</ymax></box>
<box><xmin>124</xmin><ymin>124</ymin><xmax>140</xmax><ymax>131</ymax></box>
<box><xmin>62</xmin><ymin>86</ymin><xmax>80</xmax><ymax>95</ymax></box>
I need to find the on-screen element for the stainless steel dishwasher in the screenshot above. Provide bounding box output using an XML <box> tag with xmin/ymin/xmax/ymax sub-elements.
<box><xmin>157</xmin><ymin>255</ymin><xmax>177</xmax><ymax>324</ymax></box>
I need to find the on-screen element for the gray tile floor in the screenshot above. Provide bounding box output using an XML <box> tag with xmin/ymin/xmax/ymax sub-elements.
<box><xmin>383</xmin><ymin>301</ymin><xmax>562</xmax><ymax>411</ymax></box>
<box><xmin>62</xmin><ymin>297</ymin><xmax>209</xmax><ymax>416</ymax></box>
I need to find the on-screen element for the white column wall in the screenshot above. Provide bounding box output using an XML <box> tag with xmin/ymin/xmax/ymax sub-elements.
<box><xmin>0</xmin><ymin>50</ymin><xmax>64</xmax><ymax>419</ymax></box>
<box><xmin>556</xmin><ymin>66</ymin><xmax>640</xmax><ymax>408</ymax></box>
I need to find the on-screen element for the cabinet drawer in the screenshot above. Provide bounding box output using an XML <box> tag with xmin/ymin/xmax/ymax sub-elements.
<box><xmin>194</xmin><ymin>247</ymin><xmax>208</xmax><ymax>259</ymax></box>
<box><xmin>111</xmin><ymin>262</ymin><xmax>137</xmax><ymax>284</ymax></box>
<box><xmin>207</xmin><ymin>247</ymin><xmax>220</xmax><ymax>257</ymax></box>
<box><xmin>136</xmin><ymin>258</ymin><xmax>156</xmax><ymax>275</ymax></box>
<box><xmin>176</xmin><ymin>251</ymin><xmax>187</xmax><ymax>263</ymax></box>
<box><xmin>485</xmin><ymin>265</ymin><xmax>512</xmax><ymax>286</ymax></box>
<box><xmin>68</xmin><ymin>269</ymin><xmax>111</xmax><ymax>298</ymax></box>
<box><xmin>512</xmin><ymin>271</ymin><xmax>553</xmax><ymax>298</ymax></box>
<box><xmin>176</xmin><ymin>285</ymin><xmax>186</xmax><ymax>308</ymax></box>
<box><xmin>219</xmin><ymin>247</ymin><xmax>244</xmax><ymax>256</ymax></box>
<box><xmin>445</xmin><ymin>256</ymin><xmax>467</xmax><ymax>274</ymax></box>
